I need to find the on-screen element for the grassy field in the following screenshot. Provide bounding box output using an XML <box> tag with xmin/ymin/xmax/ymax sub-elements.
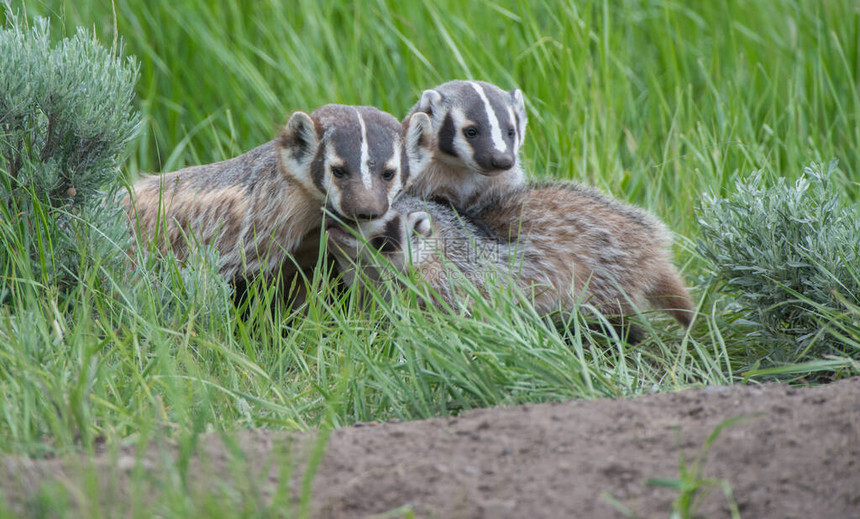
<box><xmin>2</xmin><ymin>0</ymin><xmax>860</xmax><ymax>515</ymax></box>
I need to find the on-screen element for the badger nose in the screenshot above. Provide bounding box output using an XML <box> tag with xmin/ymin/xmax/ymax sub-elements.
<box><xmin>350</xmin><ymin>199</ymin><xmax>389</xmax><ymax>221</ymax></box>
<box><xmin>340</xmin><ymin>191</ymin><xmax>389</xmax><ymax>222</ymax></box>
<box><xmin>491</xmin><ymin>153</ymin><xmax>515</xmax><ymax>170</ymax></box>
<box><xmin>354</xmin><ymin>211</ymin><xmax>383</xmax><ymax>220</ymax></box>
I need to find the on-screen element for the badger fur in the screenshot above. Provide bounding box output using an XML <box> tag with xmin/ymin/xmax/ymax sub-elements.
<box><xmin>327</xmin><ymin>186</ymin><xmax>694</xmax><ymax>335</ymax></box>
<box><xmin>405</xmin><ymin>80</ymin><xmax>527</xmax><ymax>212</ymax></box>
<box><xmin>394</xmin><ymin>80</ymin><xmax>693</xmax><ymax>334</ymax></box>
<box><xmin>126</xmin><ymin>105</ymin><xmax>433</xmax><ymax>283</ymax></box>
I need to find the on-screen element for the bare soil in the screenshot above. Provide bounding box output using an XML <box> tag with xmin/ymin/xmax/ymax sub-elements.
<box><xmin>3</xmin><ymin>378</ymin><xmax>859</xmax><ymax>518</ymax></box>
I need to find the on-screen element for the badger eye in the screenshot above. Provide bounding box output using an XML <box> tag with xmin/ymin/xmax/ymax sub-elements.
<box><xmin>381</xmin><ymin>169</ymin><xmax>396</xmax><ymax>181</ymax></box>
<box><xmin>463</xmin><ymin>127</ymin><xmax>478</xmax><ymax>138</ymax></box>
<box><xmin>331</xmin><ymin>166</ymin><xmax>348</xmax><ymax>179</ymax></box>
<box><xmin>507</xmin><ymin>127</ymin><xmax>515</xmax><ymax>138</ymax></box>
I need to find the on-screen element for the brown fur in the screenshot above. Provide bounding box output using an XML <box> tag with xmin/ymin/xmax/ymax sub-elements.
<box><xmin>467</xmin><ymin>181</ymin><xmax>694</xmax><ymax>326</ymax></box>
<box><xmin>125</xmin><ymin>105</ymin><xmax>433</xmax><ymax>284</ymax></box>
<box><xmin>125</xmin><ymin>140</ymin><xmax>321</xmax><ymax>281</ymax></box>
<box><xmin>397</xmin><ymin>81</ymin><xmax>692</xmax><ymax>329</ymax></box>
<box><xmin>329</xmin><ymin>186</ymin><xmax>694</xmax><ymax>329</ymax></box>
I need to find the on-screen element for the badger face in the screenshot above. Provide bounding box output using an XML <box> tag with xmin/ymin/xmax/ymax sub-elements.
<box><xmin>279</xmin><ymin>105</ymin><xmax>432</xmax><ymax>222</ymax></box>
<box><xmin>326</xmin><ymin>208</ymin><xmax>434</xmax><ymax>288</ymax></box>
<box><xmin>412</xmin><ymin>80</ymin><xmax>527</xmax><ymax>177</ymax></box>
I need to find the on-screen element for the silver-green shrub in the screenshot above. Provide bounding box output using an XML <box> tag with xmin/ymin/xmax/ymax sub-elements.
<box><xmin>697</xmin><ymin>161</ymin><xmax>860</xmax><ymax>361</ymax></box>
<box><xmin>0</xmin><ymin>11</ymin><xmax>139</xmax><ymax>291</ymax></box>
<box><xmin>0</xmin><ymin>14</ymin><xmax>139</xmax><ymax>201</ymax></box>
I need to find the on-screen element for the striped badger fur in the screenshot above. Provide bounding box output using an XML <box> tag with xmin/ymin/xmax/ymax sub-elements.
<box><xmin>465</xmin><ymin>181</ymin><xmax>694</xmax><ymax>328</ymax></box>
<box><xmin>405</xmin><ymin>80</ymin><xmax>527</xmax><ymax>213</ymax></box>
<box><xmin>126</xmin><ymin>105</ymin><xmax>433</xmax><ymax>282</ymax></box>
<box><xmin>327</xmin><ymin>187</ymin><xmax>693</xmax><ymax>336</ymax></box>
<box><xmin>392</xmin><ymin>80</ymin><xmax>693</xmax><ymax>334</ymax></box>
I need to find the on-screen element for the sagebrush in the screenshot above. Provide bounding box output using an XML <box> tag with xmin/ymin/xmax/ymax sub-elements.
<box><xmin>0</xmin><ymin>10</ymin><xmax>139</xmax><ymax>291</ymax></box>
<box><xmin>697</xmin><ymin>161</ymin><xmax>860</xmax><ymax>364</ymax></box>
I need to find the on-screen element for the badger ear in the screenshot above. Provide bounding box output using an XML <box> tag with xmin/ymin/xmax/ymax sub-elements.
<box><xmin>407</xmin><ymin>211</ymin><xmax>433</xmax><ymax>239</ymax></box>
<box><xmin>413</xmin><ymin>89</ymin><xmax>443</xmax><ymax>117</ymax></box>
<box><xmin>402</xmin><ymin>112</ymin><xmax>434</xmax><ymax>190</ymax></box>
<box><xmin>279</xmin><ymin>111</ymin><xmax>319</xmax><ymax>186</ymax></box>
<box><xmin>510</xmin><ymin>88</ymin><xmax>527</xmax><ymax>147</ymax></box>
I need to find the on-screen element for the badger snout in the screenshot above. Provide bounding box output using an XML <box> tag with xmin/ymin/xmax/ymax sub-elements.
<box><xmin>490</xmin><ymin>152</ymin><xmax>515</xmax><ymax>171</ymax></box>
<box><xmin>355</xmin><ymin>208</ymin><xmax>387</xmax><ymax>220</ymax></box>
<box><xmin>477</xmin><ymin>151</ymin><xmax>516</xmax><ymax>176</ymax></box>
<box><xmin>338</xmin><ymin>193</ymin><xmax>389</xmax><ymax>222</ymax></box>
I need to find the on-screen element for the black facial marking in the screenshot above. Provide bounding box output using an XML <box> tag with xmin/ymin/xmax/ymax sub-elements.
<box><xmin>366</xmin><ymin>123</ymin><xmax>396</xmax><ymax>178</ymax></box>
<box><xmin>370</xmin><ymin>217</ymin><xmax>403</xmax><ymax>254</ymax></box>
<box><xmin>438</xmin><ymin>112</ymin><xmax>458</xmax><ymax>157</ymax></box>
<box><xmin>330</xmin><ymin>128</ymin><xmax>363</xmax><ymax>177</ymax></box>
<box><xmin>310</xmin><ymin>142</ymin><xmax>327</xmax><ymax>193</ymax></box>
<box><xmin>514</xmin><ymin>112</ymin><xmax>521</xmax><ymax>142</ymax></box>
<box><xmin>463</xmin><ymin>84</ymin><xmax>516</xmax><ymax>171</ymax></box>
<box><xmin>370</xmin><ymin>236</ymin><xmax>387</xmax><ymax>251</ymax></box>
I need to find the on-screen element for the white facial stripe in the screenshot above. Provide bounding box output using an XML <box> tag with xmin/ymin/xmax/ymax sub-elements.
<box><xmin>468</xmin><ymin>81</ymin><xmax>506</xmax><ymax>153</ymax></box>
<box><xmin>355</xmin><ymin>109</ymin><xmax>373</xmax><ymax>190</ymax></box>
<box><xmin>506</xmin><ymin>105</ymin><xmax>518</xmax><ymax>149</ymax></box>
<box><xmin>324</xmin><ymin>144</ymin><xmax>342</xmax><ymax>211</ymax></box>
<box><xmin>385</xmin><ymin>142</ymin><xmax>402</xmax><ymax>203</ymax></box>
<box><xmin>450</xmin><ymin>107</ymin><xmax>480</xmax><ymax>170</ymax></box>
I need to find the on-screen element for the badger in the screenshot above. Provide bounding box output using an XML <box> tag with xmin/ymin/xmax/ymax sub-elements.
<box><xmin>395</xmin><ymin>80</ymin><xmax>693</xmax><ymax>335</ymax></box>
<box><xmin>405</xmin><ymin>80</ymin><xmax>527</xmax><ymax>212</ymax></box>
<box><xmin>326</xmin><ymin>187</ymin><xmax>694</xmax><ymax>339</ymax></box>
<box><xmin>324</xmin><ymin>194</ymin><xmax>503</xmax><ymax>308</ymax></box>
<box><xmin>126</xmin><ymin>105</ymin><xmax>433</xmax><ymax>283</ymax></box>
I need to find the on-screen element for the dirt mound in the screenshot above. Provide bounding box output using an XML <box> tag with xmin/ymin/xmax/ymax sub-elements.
<box><xmin>3</xmin><ymin>378</ymin><xmax>859</xmax><ymax>518</ymax></box>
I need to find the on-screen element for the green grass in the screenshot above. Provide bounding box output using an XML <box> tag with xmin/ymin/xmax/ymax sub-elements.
<box><xmin>2</xmin><ymin>0</ymin><xmax>860</xmax><ymax>516</ymax></box>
